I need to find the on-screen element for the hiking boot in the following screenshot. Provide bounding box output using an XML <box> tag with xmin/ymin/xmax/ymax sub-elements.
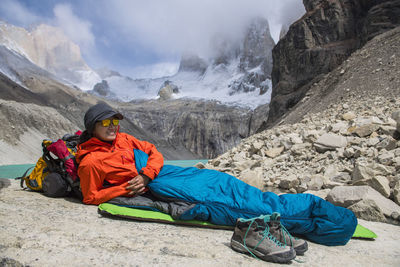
<box><xmin>230</xmin><ymin>215</ymin><xmax>296</xmax><ymax>263</ymax></box>
<box><xmin>268</xmin><ymin>212</ymin><xmax>308</xmax><ymax>255</ymax></box>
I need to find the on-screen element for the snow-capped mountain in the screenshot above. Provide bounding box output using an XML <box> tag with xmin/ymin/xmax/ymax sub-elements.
<box><xmin>92</xmin><ymin>17</ymin><xmax>275</xmax><ymax>109</ymax></box>
<box><xmin>0</xmin><ymin>21</ymin><xmax>101</xmax><ymax>90</ymax></box>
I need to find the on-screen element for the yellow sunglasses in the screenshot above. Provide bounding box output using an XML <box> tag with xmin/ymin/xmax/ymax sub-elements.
<box><xmin>100</xmin><ymin>118</ymin><xmax>120</xmax><ymax>127</ymax></box>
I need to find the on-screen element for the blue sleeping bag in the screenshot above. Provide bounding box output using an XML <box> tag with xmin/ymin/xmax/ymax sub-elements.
<box><xmin>135</xmin><ymin>150</ymin><xmax>357</xmax><ymax>246</ymax></box>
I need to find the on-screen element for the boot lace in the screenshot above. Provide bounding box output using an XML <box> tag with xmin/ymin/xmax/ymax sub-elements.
<box><xmin>240</xmin><ymin>214</ymin><xmax>286</xmax><ymax>260</ymax></box>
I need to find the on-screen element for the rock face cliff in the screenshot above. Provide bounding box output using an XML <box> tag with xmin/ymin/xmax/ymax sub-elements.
<box><xmin>119</xmin><ymin>99</ymin><xmax>254</xmax><ymax>159</ymax></box>
<box><xmin>264</xmin><ymin>0</ymin><xmax>400</xmax><ymax>129</ymax></box>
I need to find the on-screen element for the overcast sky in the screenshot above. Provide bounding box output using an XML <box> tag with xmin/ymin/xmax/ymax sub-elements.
<box><xmin>0</xmin><ymin>0</ymin><xmax>305</xmax><ymax>78</ymax></box>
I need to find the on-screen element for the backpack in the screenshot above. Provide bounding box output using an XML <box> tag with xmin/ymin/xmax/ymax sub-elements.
<box><xmin>17</xmin><ymin>131</ymin><xmax>83</xmax><ymax>200</ymax></box>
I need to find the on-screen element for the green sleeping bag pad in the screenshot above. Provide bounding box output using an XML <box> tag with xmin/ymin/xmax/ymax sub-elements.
<box><xmin>98</xmin><ymin>203</ymin><xmax>377</xmax><ymax>239</ymax></box>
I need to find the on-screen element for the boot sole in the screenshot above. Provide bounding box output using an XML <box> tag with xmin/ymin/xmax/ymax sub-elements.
<box><xmin>230</xmin><ymin>239</ymin><xmax>296</xmax><ymax>263</ymax></box>
<box><xmin>294</xmin><ymin>242</ymin><xmax>308</xmax><ymax>256</ymax></box>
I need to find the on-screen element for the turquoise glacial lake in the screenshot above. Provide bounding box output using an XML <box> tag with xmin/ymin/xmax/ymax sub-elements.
<box><xmin>0</xmin><ymin>159</ymin><xmax>209</xmax><ymax>179</ymax></box>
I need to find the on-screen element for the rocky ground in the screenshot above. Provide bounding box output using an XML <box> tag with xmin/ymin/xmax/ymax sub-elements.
<box><xmin>1</xmin><ymin>179</ymin><xmax>399</xmax><ymax>267</ymax></box>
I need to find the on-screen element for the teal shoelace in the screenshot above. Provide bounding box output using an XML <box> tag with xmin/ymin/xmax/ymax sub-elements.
<box><xmin>239</xmin><ymin>214</ymin><xmax>286</xmax><ymax>260</ymax></box>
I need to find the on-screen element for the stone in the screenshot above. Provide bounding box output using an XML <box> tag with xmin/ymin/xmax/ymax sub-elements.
<box><xmin>331</xmin><ymin>121</ymin><xmax>349</xmax><ymax>133</ymax></box>
<box><xmin>306</xmin><ymin>174</ymin><xmax>327</xmax><ymax>191</ymax></box>
<box><xmin>394</xmin><ymin>157</ymin><xmax>400</xmax><ymax>171</ymax></box>
<box><xmin>232</xmin><ymin>159</ymin><xmax>258</xmax><ymax>172</ymax></box>
<box><xmin>393</xmin><ymin>180</ymin><xmax>400</xmax><ymax>206</ymax></box>
<box><xmin>330</xmin><ymin>172</ymin><xmax>352</xmax><ymax>184</ymax></box>
<box><xmin>265</xmin><ymin>146</ymin><xmax>285</xmax><ymax>158</ymax></box>
<box><xmin>343</xmin><ymin>147</ymin><xmax>361</xmax><ymax>159</ymax></box>
<box><xmin>303</xmin><ymin>189</ymin><xmax>331</xmax><ymax>200</ymax></box>
<box><xmin>314</xmin><ymin>133</ymin><xmax>348</xmax><ymax>153</ymax></box>
<box><xmin>342</xmin><ymin>112</ymin><xmax>356</xmax><ymax>121</ymax></box>
<box><xmin>280</xmin><ymin>139</ymin><xmax>293</xmax><ymax>150</ymax></box>
<box><xmin>375</xmin><ymin>137</ymin><xmax>397</xmax><ymax>151</ymax></box>
<box><xmin>326</xmin><ymin>186</ymin><xmax>400</xmax><ymax>218</ymax></box>
<box><xmin>324</xmin><ymin>165</ymin><xmax>338</xmax><ymax>178</ymax></box>
<box><xmin>353</xmin><ymin>124</ymin><xmax>380</xmax><ymax>137</ymax></box>
<box><xmin>379</xmin><ymin>125</ymin><xmax>397</xmax><ymax>136</ymax></box>
<box><xmin>302</xmin><ymin>129</ymin><xmax>321</xmax><ymax>143</ymax></box>
<box><xmin>232</xmin><ymin>152</ymin><xmax>247</xmax><ymax>162</ymax></box>
<box><xmin>348</xmin><ymin>199</ymin><xmax>386</xmax><ymax>223</ymax></box>
<box><xmin>391</xmin><ymin>212</ymin><xmax>400</xmax><ymax>221</ymax></box>
<box><xmin>194</xmin><ymin>162</ymin><xmax>206</xmax><ymax>169</ymax></box>
<box><xmin>239</xmin><ymin>169</ymin><xmax>264</xmax><ymax>190</ymax></box>
<box><xmin>353</xmin><ymin>175</ymin><xmax>391</xmax><ymax>198</ymax></box>
<box><xmin>250</xmin><ymin>141</ymin><xmax>265</xmax><ymax>154</ymax></box>
<box><xmin>354</xmin><ymin>116</ymin><xmax>384</xmax><ymax>126</ymax></box>
<box><xmin>278</xmin><ymin>175</ymin><xmax>299</xmax><ymax>190</ymax></box>
<box><xmin>157</xmin><ymin>80</ymin><xmax>180</xmax><ymax>100</ymax></box>
<box><xmin>391</xmin><ymin>110</ymin><xmax>400</xmax><ymax>132</ymax></box>
<box><xmin>367</xmin><ymin>137</ymin><xmax>380</xmax><ymax>146</ymax></box>
<box><xmin>290</xmin><ymin>143</ymin><xmax>311</xmax><ymax>156</ymax></box>
<box><xmin>295</xmin><ymin>182</ymin><xmax>308</xmax><ymax>193</ymax></box>
<box><xmin>287</xmin><ymin>133</ymin><xmax>303</xmax><ymax>144</ymax></box>
<box><xmin>352</xmin><ymin>161</ymin><xmax>393</xmax><ymax>181</ymax></box>
<box><xmin>377</xmin><ymin>151</ymin><xmax>394</xmax><ymax>165</ymax></box>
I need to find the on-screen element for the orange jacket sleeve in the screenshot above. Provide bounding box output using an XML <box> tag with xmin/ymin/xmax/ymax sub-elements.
<box><xmin>78</xmin><ymin>156</ymin><xmax>130</xmax><ymax>205</ymax></box>
<box><xmin>127</xmin><ymin>135</ymin><xmax>164</xmax><ymax>180</ymax></box>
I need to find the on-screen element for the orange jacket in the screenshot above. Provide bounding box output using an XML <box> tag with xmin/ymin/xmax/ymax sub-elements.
<box><xmin>76</xmin><ymin>132</ymin><xmax>164</xmax><ymax>205</ymax></box>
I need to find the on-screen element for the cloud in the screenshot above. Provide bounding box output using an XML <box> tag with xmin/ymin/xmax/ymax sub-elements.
<box><xmin>0</xmin><ymin>0</ymin><xmax>40</xmax><ymax>26</ymax></box>
<box><xmin>126</xmin><ymin>62</ymin><xmax>179</xmax><ymax>79</ymax></box>
<box><xmin>52</xmin><ymin>4</ymin><xmax>95</xmax><ymax>52</ymax></box>
<box><xmin>100</xmin><ymin>0</ymin><xmax>305</xmax><ymax>59</ymax></box>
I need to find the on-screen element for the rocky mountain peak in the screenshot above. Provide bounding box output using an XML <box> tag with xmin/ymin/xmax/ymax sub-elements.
<box><xmin>239</xmin><ymin>17</ymin><xmax>275</xmax><ymax>75</ymax></box>
<box><xmin>0</xmin><ymin>21</ymin><xmax>101</xmax><ymax>90</ymax></box>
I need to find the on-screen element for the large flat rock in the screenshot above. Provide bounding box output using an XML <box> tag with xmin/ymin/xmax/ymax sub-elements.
<box><xmin>1</xmin><ymin>180</ymin><xmax>399</xmax><ymax>266</ymax></box>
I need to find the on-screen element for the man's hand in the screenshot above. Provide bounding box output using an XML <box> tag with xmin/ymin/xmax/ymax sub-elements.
<box><xmin>126</xmin><ymin>174</ymin><xmax>150</xmax><ymax>196</ymax></box>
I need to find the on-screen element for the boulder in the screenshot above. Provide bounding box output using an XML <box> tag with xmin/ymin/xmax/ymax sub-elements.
<box><xmin>194</xmin><ymin>162</ymin><xmax>206</xmax><ymax>169</ymax></box>
<box><xmin>265</xmin><ymin>146</ymin><xmax>285</xmax><ymax>158</ymax></box>
<box><xmin>326</xmin><ymin>186</ymin><xmax>400</xmax><ymax>218</ymax></box>
<box><xmin>348</xmin><ymin>199</ymin><xmax>386</xmax><ymax>223</ymax></box>
<box><xmin>314</xmin><ymin>133</ymin><xmax>348</xmax><ymax>152</ymax></box>
<box><xmin>342</xmin><ymin>112</ymin><xmax>356</xmax><ymax>121</ymax></box>
<box><xmin>303</xmin><ymin>189</ymin><xmax>331</xmax><ymax>200</ymax></box>
<box><xmin>306</xmin><ymin>174</ymin><xmax>327</xmax><ymax>191</ymax></box>
<box><xmin>158</xmin><ymin>81</ymin><xmax>180</xmax><ymax>100</ymax></box>
<box><xmin>377</xmin><ymin>151</ymin><xmax>395</xmax><ymax>165</ymax></box>
<box><xmin>331</xmin><ymin>121</ymin><xmax>349</xmax><ymax>134</ymax></box>
<box><xmin>239</xmin><ymin>169</ymin><xmax>264</xmax><ymax>190</ymax></box>
<box><xmin>353</xmin><ymin>175</ymin><xmax>391</xmax><ymax>198</ymax></box>
<box><xmin>352</xmin><ymin>161</ymin><xmax>393</xmax><ymax>181</ymax></box>
<box><xmin>250</xmin><ymin>141</ymin><xmax>265</xmax><ymax>154</ymax></box>
<box><xmin>375</xmin><ymin>137</ymin><xmax>397</xmax><ymax>151</ymax></box>
<box><xmin>393</xmin><ymin>180</ymin><xmax>400</xmax><ymax>206</ymax></box>
<box><xmin>330</xmin><ymin>172</ymin><xmax>352</xmax><ymax>184</ymax></box>
<box><xmin>352</xmin><ymin>124</ymin><xmax>380</xmax><ymax>137</ymax></box>
<box><xmin>290</xmin><ymin>143</ymin><xmax>311</xmax><ymax>156</ymax></box>
<box><xmin>278</xmin><ymin>175</ymin><xmax>299</xmax><ymax>190</ymax></box>
<box><xmin>391</xmin><ymin>110</ymin><xmax>400</xmax><ymax>132</ymax></box>
<box><xmin>379</xmin><ymin>125</ymin><xmax>397</xmax><ymax>136</ymax></box>
<box><xmin>232</xmin><ymin>159</ymin><xmax>260</xmax><ymax>172</ymax></box>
